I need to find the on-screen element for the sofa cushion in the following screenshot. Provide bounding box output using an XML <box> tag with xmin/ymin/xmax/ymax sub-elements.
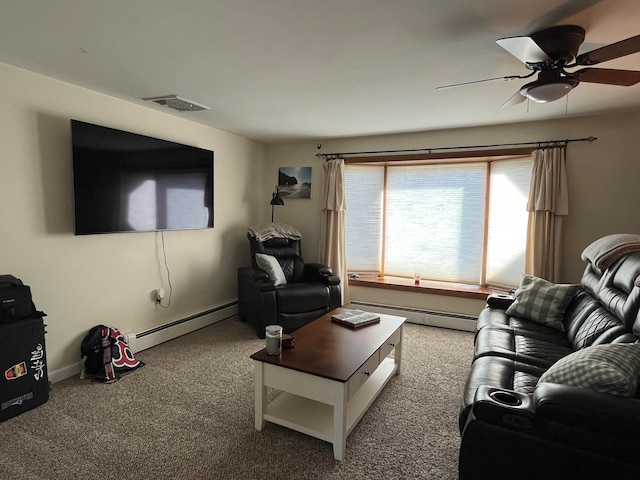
<box><xmin>276</xmin><ymin>282</ymin><xmax>329</xmax><ymax>313</ymax></box>
<box><xmin>506</xmin><ymin>275</ymin><xmax>580</xmax><ymax>331</ymax></box>
<box><xmin>255</xmin><ymin>253</ymin><xmax>287</xmax><ymax>286</ymax></box>
<box><xmin>571</xmin><ymin>307</ymin><xmax>627</xmax><ymax>349</ymax></box>
<box><xmin>538</xmin><ymin>343</ymin><xmax>640</xmax><ymax>397</ymax></box>
<box><xmin>473</xmin><ymin>322</ymin><xmax>571</xmax><ymax>369</ymax></box>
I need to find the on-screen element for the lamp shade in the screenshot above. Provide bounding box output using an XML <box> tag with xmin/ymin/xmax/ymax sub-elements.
<box><xmin>270</xmin><ymin>186</ymin><xmax>284</xmax><ymax>222</ymax></box>
<box><xmin>521</xmin><ymin>78</ymin><xmax>579</xmax><ymax>103</ymax></box>
<box><xmin>270</xmin><ymin>195</ymin><xmax>284</xmax><ymax>206</ymax></box>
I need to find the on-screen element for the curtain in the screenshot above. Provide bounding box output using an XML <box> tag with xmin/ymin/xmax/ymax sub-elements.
<box><xmin>525</xmin><ymin>146</ymin><xmax>569</xmax><ymax>282</ymax></box>
<box><xmin>318</xmin><ymin>158</ymin><xmax>348</xmax><ymax>304</ymax></box>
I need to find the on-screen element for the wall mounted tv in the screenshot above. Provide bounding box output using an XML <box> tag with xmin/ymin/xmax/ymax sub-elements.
<box><xmin>71</xmin><ymin>120</ymin><xmax>214</xmax><ymax>235</ymax></box>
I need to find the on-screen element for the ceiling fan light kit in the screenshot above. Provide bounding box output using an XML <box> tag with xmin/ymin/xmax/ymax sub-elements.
<box><xmin>521</xmin><ymin>77</ymin><xmax>579</xmax><ymax>103</ymax></box>
<box><xmin>438</xmin><ymin>25</ymin><xmax>640</xmax><ymax>106</ymax></box>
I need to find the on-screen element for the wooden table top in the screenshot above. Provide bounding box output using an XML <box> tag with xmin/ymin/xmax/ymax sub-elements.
<box><xmin>250</xmin><ymin>308</ymin><xmax>405</xmax><ymax>382</ymax></box>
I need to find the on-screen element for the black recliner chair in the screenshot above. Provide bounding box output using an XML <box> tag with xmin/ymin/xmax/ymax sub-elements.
<box><xmin>238</xmin><ymin>233</ymin><xmax>341</xmax><ymax>338</ymax></box>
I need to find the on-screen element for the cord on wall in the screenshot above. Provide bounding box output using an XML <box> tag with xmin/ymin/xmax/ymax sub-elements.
<box><xmin>158</xmin><ymin>231</ymin><xmax>173</xmax><ymax>308</ymax></box>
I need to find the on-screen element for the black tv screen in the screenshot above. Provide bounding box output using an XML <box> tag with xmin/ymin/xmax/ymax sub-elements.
<box><xmin>71</xmin><ymin>120</ymin><xmax>214</xmax><ymax>235</ymax></box>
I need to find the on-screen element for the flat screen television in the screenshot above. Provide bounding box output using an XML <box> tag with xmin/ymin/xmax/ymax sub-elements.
<box><xmin>71</xmin><ymin>120</ymin><xmax>214</xmax><ymax>235</ymax></box>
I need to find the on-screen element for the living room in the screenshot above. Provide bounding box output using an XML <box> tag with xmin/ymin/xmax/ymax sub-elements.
<box><xmin>4</xmin><ymin>70</ymin><xmax>640</xmax><ymax>379</ymax></box>
<box><xmin>2</xmin><ymin>1</ymin><xmax>640</xmax><ymax>478</ymax></box>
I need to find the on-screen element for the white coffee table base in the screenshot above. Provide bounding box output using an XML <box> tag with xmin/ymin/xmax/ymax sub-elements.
<box><xmin>254</xmin><ymin>342</ymin><xmax>402</xmax><ymax>461</ymax></box>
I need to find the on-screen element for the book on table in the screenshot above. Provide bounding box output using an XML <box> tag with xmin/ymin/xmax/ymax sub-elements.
<box><xmin>331</xmin><ymin>309</ymin><xmax>380</xmax><ymax>328</ymax></box>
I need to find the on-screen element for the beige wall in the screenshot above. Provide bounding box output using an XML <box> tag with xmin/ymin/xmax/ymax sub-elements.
<box><xmin>266</xmin><ymin>109</ymin><xmax>640</xmax><ymax>316</ymax></box>
<box><xmin>0</xmin><ymin>63</ymin><xmax>265</xmax><ymax>379</ymax></box>
<box><xmin>4</xmin><ymin>56</ymin><xmax>639</xmax><ymax>378</ymax></box>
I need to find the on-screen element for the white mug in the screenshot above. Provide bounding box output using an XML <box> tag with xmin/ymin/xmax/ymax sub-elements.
<box><xmin>265</xmin><ymin>325</ymin><xmax>283</xmax><ymax>355</ymax></box>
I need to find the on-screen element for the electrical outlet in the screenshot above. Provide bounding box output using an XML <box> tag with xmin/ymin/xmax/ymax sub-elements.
<box><xmin>155</xmin><ymin>288</ymin><xmax>165</xmax><ymax>302</ymax></box>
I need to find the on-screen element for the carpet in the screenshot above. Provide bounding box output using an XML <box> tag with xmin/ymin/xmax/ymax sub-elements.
<box><xmin>0</xmin><ymin>317</ymin><xmax>473</xmax><ymax>479</ymax></box>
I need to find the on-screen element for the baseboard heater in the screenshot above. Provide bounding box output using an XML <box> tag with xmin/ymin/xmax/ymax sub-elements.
<box><xmin>48</xmin><ymin>302</ymin><xmax>239</xmax><ymax>384</ymax></box>
<box><xmin>124</xmin><ymin>301</ymin><xmax>239</xmax><ymax>353</ymax></box>
<box><xmin>349</xmin><ymin>300</ymin><xmax>476</xmax><ymax>332</ymax></box>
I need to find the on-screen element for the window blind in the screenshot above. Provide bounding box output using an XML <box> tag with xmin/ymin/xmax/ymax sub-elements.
<box><xmin>345</xmin><ymin>165</ymin><xmax>384</xmax><ymax>272</ymax></box>
<box><xmin>345</xmin><ymin>156</ymin><xmax>532</xmax><ymax>288</ymax></box>
<box><xmin>486</xmin><ymin>157</ymin><xmax>533</xmax><ymax>286</ymax></box>
<box><xmin>384</xmin><ymin>163</ymin><xmax>487</xmax><ymax>283</ymax></box>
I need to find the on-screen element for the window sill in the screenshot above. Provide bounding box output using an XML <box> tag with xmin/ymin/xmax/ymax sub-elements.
<box><xmin>348</xmin><ymin>275</ymin><xmax>509</xmax><ymax>301</ymax></box>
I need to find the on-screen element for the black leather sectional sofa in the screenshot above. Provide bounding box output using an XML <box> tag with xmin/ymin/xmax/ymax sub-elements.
<box><xmin>459</xmin><ymin>242</ymin><xmax>640</xmax><ymax>480</ymax></box>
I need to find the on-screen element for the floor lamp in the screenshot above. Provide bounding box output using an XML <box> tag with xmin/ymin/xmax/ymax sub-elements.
<box><xmin>270</xmin><ymin>186</ymin><xmax>284</xmax><ymax>222</ymax></box>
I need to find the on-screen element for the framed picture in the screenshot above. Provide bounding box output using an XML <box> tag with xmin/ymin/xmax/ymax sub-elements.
<box><xmin>278</xmin><ymin>167</ymin><xmax>312</xmax><ymax>199</ymax></box>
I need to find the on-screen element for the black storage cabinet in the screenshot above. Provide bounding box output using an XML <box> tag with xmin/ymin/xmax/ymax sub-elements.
<box><xmin>0</xmin><ymin>316</ymin><xmax>49</xmax><ymax>421</ymax></box>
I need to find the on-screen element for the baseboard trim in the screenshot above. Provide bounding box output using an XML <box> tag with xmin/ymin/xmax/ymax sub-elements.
<box><xmin>48</xmin><ymin>302</ymin><xmax>239</xmax><ymax>384</ymax></box>
<box><xmin>50</xmin><ymin>363</ymin><xmax>81</xmax><ymax>384</ymax></box>
<box><xmin>127</xmin><ymin>302</ymin><xmax>238</xmax><ymax>352</ymax></box>
<box><xmin>349</xmin><ymin>301</ymin><xmax>477</xmax><ymax>332</ymax></box>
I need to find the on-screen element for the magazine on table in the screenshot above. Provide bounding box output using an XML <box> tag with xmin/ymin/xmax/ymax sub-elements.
<box><xmin>331</xmin><ymin>309</ymin><xmax>380</xmax><ymax>328</ymax></box>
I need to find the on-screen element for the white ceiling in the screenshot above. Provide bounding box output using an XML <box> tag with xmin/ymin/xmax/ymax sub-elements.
<box><xmin>1</xmin><ymin>0</ymin><xmax>639</xmax><ymax>143</ymax></box>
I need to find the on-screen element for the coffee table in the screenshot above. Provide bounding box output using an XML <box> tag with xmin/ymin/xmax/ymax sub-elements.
<box><xmin>250</xmin><ymin>308</ymin><xmax>405</xmax><ymax>460</ymax></box>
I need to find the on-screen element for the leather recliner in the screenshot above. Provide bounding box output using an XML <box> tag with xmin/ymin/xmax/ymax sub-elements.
<box><xmin>458</xmin><ymin>245</ymin><xmax>640</xmax><ymax>480</ymax></box>
<box><xmin>238</xmin><ymin>234</ymin><xmax>341</xmax><ymax>338</ymax></box>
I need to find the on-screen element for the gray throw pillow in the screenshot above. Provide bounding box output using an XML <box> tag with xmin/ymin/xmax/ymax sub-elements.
<box><xmin>538</xmin><ymin>344</ymin><xmax>640</xmax><ymax>397</ymax></box>
<box><xmin>505</xmin><ymin>275</ymin><xmax>580</xmax><ymax>331</ymax></box>
<box><xmin>255</xmin><ymin>253</ymin><xmax>287</xmax><ymax>286</ymax></box>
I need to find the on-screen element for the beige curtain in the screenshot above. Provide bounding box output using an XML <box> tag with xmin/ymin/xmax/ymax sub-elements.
<box><xmin>525</xmin><ymin>146</ymin><xmax>569</xmax><ymax>282</ymax></box>
<box><xmin>318</xmin><ymin>158</ymin><xmax>348</xmax><ymax>304</ymax></box>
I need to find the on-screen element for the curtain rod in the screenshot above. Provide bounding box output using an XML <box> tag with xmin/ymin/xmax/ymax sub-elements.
<box><xmin>315</xmin><ymin>136</ymin><xmax>597</xmax><ymax>158</ymax></box>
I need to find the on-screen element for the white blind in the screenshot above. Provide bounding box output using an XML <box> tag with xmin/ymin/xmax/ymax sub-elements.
<box><xmin>345</xmin><ymin>157</ymin><xmax>532</xmax><ymax>286</ymax></box>
<box><xmin>345</xmin><ymin>165</ymin><xmax>384</xmax><ymax>272</ymax></box>
<box><xmin>486</xmin><ymin>157</ymin><xmax>533</xmax><ymax>287</ymax></box>
<box><xmin>385</xmin><ymin>163</ymin><xmax>487</xmax><ymax>283</ymax></box>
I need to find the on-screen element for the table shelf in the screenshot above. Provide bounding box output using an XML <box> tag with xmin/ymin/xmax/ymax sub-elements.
<box><xmin>263</xmin><ymin>357</ymin><xmax>397</xmax><ymax>443</ymax></box>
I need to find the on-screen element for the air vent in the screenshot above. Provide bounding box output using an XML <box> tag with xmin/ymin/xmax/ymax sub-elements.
<box><xmin>143</xmin><ymin>95</ymin><xmax>210</xmax><ymax>112</ymax></box>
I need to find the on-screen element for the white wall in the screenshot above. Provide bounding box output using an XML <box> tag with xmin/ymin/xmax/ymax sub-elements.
<box><xmin>266</xmin><ymin>109</ymin><xmax>640</xmax><ymax>317</ymax></box>
<box><xmin>0</xmin><ymin>63</ymin><xmax>265</xmax><ymax>380</ymax></box>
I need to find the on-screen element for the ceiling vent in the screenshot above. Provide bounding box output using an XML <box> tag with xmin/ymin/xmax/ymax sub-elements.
<box><xmin>143</xmin><ymin>95</ymin><xmax>210</xmax><ymax>112</ymax></box>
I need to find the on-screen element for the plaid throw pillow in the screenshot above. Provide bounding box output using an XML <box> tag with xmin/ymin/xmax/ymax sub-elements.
<box><xmin>505</xmin><ymin>275</ymin><xmax>580</xmax><ymax>331</ymax></box>
<box><xmin>538</xmin><ymin>344</ymin><xmax>640</xmax><ymax>397</ymax></box>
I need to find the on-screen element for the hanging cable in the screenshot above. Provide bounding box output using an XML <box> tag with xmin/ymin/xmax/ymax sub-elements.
<box><xmin>158</xmin><ymin>231</ymin><xmax>173</xmax><ymax>308</ymax></box>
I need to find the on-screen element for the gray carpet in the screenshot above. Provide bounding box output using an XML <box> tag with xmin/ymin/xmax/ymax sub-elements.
<box><xmin>0</xmin><ymin>317</ymin><xmax>473</xmax><ymax>479</ymax></box>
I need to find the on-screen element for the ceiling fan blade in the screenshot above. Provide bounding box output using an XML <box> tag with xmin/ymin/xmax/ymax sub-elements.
<box><xmin>435</xmin><ymin>74</ymin><xmax>530</xmax><ymax>90</ymax></box>
<box><xmin>501</xmin><ymin>89</ymin><xmax>527</xmax><ymax>107</ymax></box>
<box><xmin>496</xmin><ymin>36</ymin><xmax>551</xmax><ymax>64</ymax></box>
<box><xmin>572</xmin><ymin>67</ymin><xmax>640</xmax><ymax>86</ymax></box>
<box><xmin>576</xmin><ymin>34</ymin><xmax>640</xmax><ymax>65</ymax></box>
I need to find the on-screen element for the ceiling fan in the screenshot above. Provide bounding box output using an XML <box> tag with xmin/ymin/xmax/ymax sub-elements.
<box><xmin>438</xmin><ymin>25</ymin><xmax>640</xmax><ymax>106</ymax></box>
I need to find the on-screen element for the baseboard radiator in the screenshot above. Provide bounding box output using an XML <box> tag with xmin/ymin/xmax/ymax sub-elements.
<box><xmin>124</xmin><ymin>301</ymin><xmax>239</xmax><ymax>353</ymax></box>
<box><xmin>349</xmin><ymin>301</ymin><xmax>476</xmax><ymax>332</ymax></box>
<box><xmin>49</xmin><ymin>302</ymin><xmax>238</xmax><ymax>384</ymax></box>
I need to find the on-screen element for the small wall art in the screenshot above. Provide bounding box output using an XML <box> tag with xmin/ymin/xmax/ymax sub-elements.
<box><xmin>278</xmin><ymin>166</ymin><xmax>312</xmax><ymax>199</ymax></box>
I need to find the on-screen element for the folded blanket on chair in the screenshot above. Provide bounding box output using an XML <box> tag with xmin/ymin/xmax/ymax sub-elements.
<box><xmin>248</xmin><ymin>222</ymin><xmax>302</xmax><ymax>242</ymax></box>
<box><xmin>581</xmin><ymin>233</ymin><xmax>640</xmax><ymax>271</ymax></box>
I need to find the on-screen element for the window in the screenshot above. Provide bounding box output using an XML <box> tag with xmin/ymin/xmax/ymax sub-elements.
<box><xmin>345</xmin><ymin>156</ymin><xmax>532</xmax><ymax>288</ymax></box>
<box><xmin>485</xmin><ymin>158</ymin><xmax>533</xmax><ymax>286</ymax></box>
<box><xmin>344</xmin><ymin>165</ymin><xmax>384</xmax><ymax>272</ymax></box>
